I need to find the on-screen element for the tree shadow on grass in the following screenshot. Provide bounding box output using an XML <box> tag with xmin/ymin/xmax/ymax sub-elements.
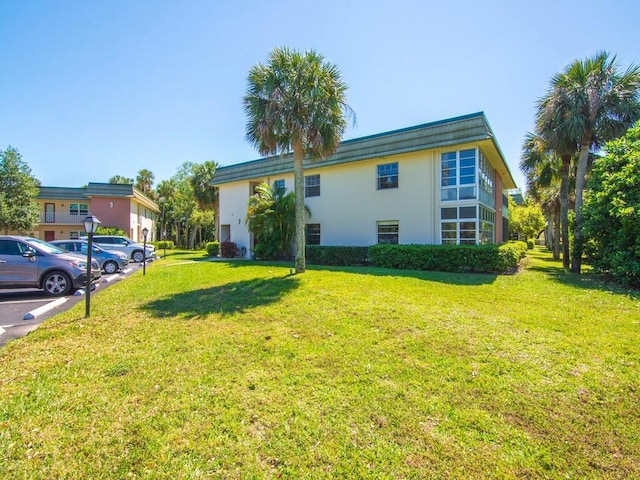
<box><xmin>142</xmin><ymin>274</ymin><xmax>300</xmax><ymax>319</ymax></box>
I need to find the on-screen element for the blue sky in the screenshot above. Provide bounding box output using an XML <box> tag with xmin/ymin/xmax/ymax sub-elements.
<box><xmin>1</xmin><ymin>0</ymin><xmax>639</xmax><ymax>192</ymax></box>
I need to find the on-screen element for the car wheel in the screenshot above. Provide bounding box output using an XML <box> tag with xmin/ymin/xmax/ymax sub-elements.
<box><xmin>132</xmin><ymin>250</ymin><xmax>145</xmax><ymax>263</ymax></box>
<box><xmin>42</xmin><ymin>271</ymin><xmax>72</xmax><ymax>296</ymax></box>
<box><xmin>103</xmin><ymin>260</ymin><xmax>118</xmax><ymax>274</ymax></box>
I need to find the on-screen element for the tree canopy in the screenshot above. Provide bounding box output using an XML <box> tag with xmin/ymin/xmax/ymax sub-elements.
<box><xmin>0</xmin><ymin>146</ymin><xmax>41</xmax><ymax>234</ymax></box>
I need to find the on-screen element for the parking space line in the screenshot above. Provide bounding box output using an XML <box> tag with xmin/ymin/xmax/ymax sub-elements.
<box><xmin>23</xmin><ymin>297</ymin><xmax>68</xmax><ymax>321</ymax></box>
<box><xmin>2</xmin><ymin>298</ymin><xmax>52</xmax><ymax>305</ymax></box>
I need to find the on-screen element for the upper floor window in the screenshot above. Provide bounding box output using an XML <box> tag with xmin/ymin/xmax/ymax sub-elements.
<box><xmin>70</xmin><ymin>203</ymin><xmax>89</xmax><ymax>216</ymax></box>
<box><xmin>377</xmin><ymin>221</ymin><xmax>399</xmax><ymax>244</ymax></box>
<box><xmin>440</xmin><ymin>149</ymin><xmax>477</xmax><ymax>201</ymax></box>
<box><xmin>305</xmin><ymin>174</ymin><xmax>320</xmax><ymax>197</ymax></box>
<box><xmin>377</xmin><ymin>162</ymin><xmax>398</xmax><ymax>189</ymax></box>
<box><xmin>305</xmin><ymin>224</ymin><xmax>321</xmax><ymax>245</ymax></box>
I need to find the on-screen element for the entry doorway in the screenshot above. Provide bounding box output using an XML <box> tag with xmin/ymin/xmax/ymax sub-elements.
<box><xmin>44</xmin><ymin>231</ymin><xmax>55</xmax><ymax>241</ymax></box>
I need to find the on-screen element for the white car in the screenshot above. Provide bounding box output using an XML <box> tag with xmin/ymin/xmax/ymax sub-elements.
<box><xmin>92</xmin><ymin>235</ymin><xmax>156</xmax><ymax>263</ymax></box>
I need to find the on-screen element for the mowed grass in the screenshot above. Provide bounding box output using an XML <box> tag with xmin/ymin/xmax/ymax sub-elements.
<box><xmin>0</xmin><ymin>248</ymin><xmax>639</xmax><ymax>479</ymax></box>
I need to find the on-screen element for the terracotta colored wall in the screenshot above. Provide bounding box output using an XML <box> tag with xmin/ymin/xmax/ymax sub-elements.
<box><xmin>90</xmin><ymin>197</ymin><xmax>131</xmax><ymax>233</ymax></box>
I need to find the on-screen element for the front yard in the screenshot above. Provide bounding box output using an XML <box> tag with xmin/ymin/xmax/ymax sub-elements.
<box><xmin>0</xmin><ymin>248</ymin><xmax>638</xmax><ymax>479</ymax></box>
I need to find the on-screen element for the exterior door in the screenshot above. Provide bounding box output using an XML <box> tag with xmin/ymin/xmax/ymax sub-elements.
<box><xmin>44</xmin><ymin>231</ymin><xmax>55</xmax><ymax>241</ymax></box>
<box><xmin>45</xmin><ymin>203</ymin><xmax>55</xmax><ymax>223</ymax></box>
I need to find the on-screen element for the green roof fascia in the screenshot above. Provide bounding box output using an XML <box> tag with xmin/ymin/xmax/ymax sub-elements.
<box><xmin>212</xmin><ymin>112</ymin><xmax>516</xmax><ymax>188</ymax></box>
<box><xmin>38</xmin><ymin>186</ymin><xmax>88</xmax><ymax>200</ymax></box>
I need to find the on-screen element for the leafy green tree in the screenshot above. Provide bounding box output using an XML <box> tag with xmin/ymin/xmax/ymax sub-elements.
<box><xmin>244</xmin><ymin>47</ymin><xmax>354</xmax><ymax>273</ymax></box>
<box><xmin>538</xmin><ymin>52</ymin><xmax>640</xmax><ymax>273</ymax></box>
<box><xmin>246</xmin><ymin>182</ymin><xmax>306</xmax><ymax>259</ymax></box>
<box><xmin>508</xmin><ymin>199</ymin><xmax>546</xmax><ymax>244</ymax></box>
<box><xmin>0</xmin><ymin>146</ymin><xmax>40</xmax><ymax>234</ymax></box>
<box><xmin>583</xmin><ymin>121</ymin><xmax>640</xmax><ymax>285</ymax></box>
<box><xmin>109</xmin><ymin>175</ymin><xmax>134</xmax><ymax>184</ymax></box>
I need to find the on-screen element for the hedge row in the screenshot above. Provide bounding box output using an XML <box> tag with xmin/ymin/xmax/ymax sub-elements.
<box><xmin>306</xmin><ymin>242</ymin><xmax>527</xmax><ymax>273</ymax></box>
<box><xmin>305</xmin><ymin>246</ymin><xmax>369</xmax><ymax>266</ymax></box>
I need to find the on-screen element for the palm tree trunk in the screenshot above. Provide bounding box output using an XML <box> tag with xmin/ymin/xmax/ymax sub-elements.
<box><xmin>293</xmin><ymin>140</ymin><xmax>306</xmax><ymax>273</ymax></box>
<box><xmin>560</xmin><ymin>155</ymin><xmax>571</xmax><ymax>270</ymax></box>
<box><xmin>571</xmin><ymin>138</ymin><xmax>591</xmax><ymax>273</ymax></box>
<box><xmin>553</xmin><ymin>207</ymin><xmax>561</xmax><ymax>260</ymax></box>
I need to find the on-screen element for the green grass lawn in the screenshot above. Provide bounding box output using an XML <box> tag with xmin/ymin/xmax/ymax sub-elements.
<box><xmin>1</xmin><ymin>248</ymin><xmax>639</xmax><ymax>479</ymax></box>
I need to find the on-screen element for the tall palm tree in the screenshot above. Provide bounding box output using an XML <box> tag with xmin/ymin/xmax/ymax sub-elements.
<box><xmin>136</xmin><ymin>169</ymin><xmax>155</xmax><ymax>196</ymax></box>
<box><xmin>244</xmin><ymin>47</ymin><xmax>354</xmax><ymax>273</ymax></box>
<box><xmin>540</xmin><ymin>52</ymin><xmax>640</xmax><ymax>272</ymax></box>
<box><xmin>520</xmin><ymin>133</ymin><xmax>564</xmax><ymax>259</ymax></box>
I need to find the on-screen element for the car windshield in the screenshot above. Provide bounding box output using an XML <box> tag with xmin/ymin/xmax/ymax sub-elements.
<box><xmin>25</xmin><ymin>238</ymin><xmax>66</xmax><ymax>254</ymax></box>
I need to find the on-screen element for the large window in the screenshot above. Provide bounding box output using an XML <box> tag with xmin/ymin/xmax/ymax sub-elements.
<box><xmin>305</xmin><ymin>224</ymin><xmax>321</xmax><ymax>245</ymax></box>
<box><xmin>305</xmin><ymin>174</ymin><xmax>320</xmax><ymax>197</ymax></box>
<box><xmin>440</xmin><ymin>149</ymin><xmax>477</xmax><ymax>201</ymax></box>
<box><xmin>377</xmin><ymin>162</ymin><xmax>398</xmax><ymax>189</ymax></box>
<box><xmin>441</xmin><ymin>206</ymin><xmax>477</xmax><ymax>245</ymax></box>
<box><xmin>478</xmin><ymin>151</ymin><xmax>496</xmax><ymax>207</ymax></box>
<box><xmin>377</xmin><ymin>221</ymin><xmax>399</xmax><ymax>244</ymax></box>
<box><xmin>480</xmin><ymin>206</ymin><xmax>495</xmax><ymax>244</ymax></box>
<box><xmin>70</xmin><ymin>203</ymin><xmax>88</xmax><ymax>216</ymax></box>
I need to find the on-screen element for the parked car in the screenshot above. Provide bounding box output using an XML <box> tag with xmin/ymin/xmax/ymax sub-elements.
<box><xmin>0</xmin><ymin>235</ymin><xmax>101</xmax><ymax>296</ymax></box>
<box><xmin>51</xmin><ymin>239</ymin><xmax>129</xmax><ymax>274</ymax></box>
<box><xmin>92</xmin><ymin>235</ymin><xmax>156</xmax><ymax>263</ymax></box>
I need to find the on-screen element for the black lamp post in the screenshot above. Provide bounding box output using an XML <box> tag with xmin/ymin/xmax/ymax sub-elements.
<box><xmin>82</xmin><ymin>214</ymin><xmax>101</xmax><ymax>318</ymax></box>
<box><xmin>142</xmin><ymin>227</ymin><xmax>149</xmax><ymax>275</ymax></box>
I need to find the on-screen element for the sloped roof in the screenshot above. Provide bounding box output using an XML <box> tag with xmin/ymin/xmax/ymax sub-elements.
<box><xmin>212</xmin><ymin>112</ymin><xmax>517</xmax><ymax>189</ymax></box>
<box><xmin>38</xmin><ymin>187</ymin><xmax>88</xmax><ymax>200</ymax></box>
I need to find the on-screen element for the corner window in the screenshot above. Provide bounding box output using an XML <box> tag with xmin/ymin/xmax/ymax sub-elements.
<box><xmin>440</xmin><ymin>149</ymin><xmax>477</xmax><ymax>201</ymax></box>
<box><xmin>305</xmin><ymin>174</ymin><xmax>320</xmax><ymax>197</ymax></box>
<box><xmin>305</xmin><ymin>224</ymin><xmax>321</xmax><ymax>245</ymax></box>
<box><xmin>440</xmin><ymin>207</ymin><xmax>478</xmax><ymax>245</ymax></box>
<box><xmin>377</xmin><ymin>162</ymin><xmax>398</xmax><ymax>189</ymax></box>
<box><xmin>377</xmin><ymin>221</ymin><xmax>399</xmax><ymax>244</ymax></box>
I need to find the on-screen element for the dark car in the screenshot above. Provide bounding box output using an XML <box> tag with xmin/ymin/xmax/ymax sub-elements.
<box><xmin>51</xmin><ymin>239</ymin><xmax>130</xmax><ymax>274</ymax></box>
<box><xmin>0</xmin><ymin>236</ymin><xmax>101</xmax><ymax>296</ymax></box>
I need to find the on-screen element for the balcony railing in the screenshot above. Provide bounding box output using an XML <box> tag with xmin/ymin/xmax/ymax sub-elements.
<box><xmin>39</xmin><ymin>212</ymin><xmax>87</xmax><ymax>225</ymax></box>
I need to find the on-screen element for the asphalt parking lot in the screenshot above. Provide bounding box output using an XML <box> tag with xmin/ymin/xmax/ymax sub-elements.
<box><xmin>0</xmin><ymin>263</ymin><xmax>143</xmax><ymax>348</ymax></box>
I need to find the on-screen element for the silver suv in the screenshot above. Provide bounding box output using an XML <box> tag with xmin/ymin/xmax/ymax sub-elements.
<box><xmin>0</xmin><ymin>236</ymin><xmax>101</xmax><ymax>296</ymax></box>
<box><xmin>92</xmin><ymin>235</ymin><xmax>156</xmax><ymax>263</ymax></box>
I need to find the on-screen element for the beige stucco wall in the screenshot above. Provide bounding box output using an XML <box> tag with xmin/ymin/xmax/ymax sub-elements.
<box><xmin>218</xmin><ymin>149</ymin><xmax>443</xmax><ymax>255</ymax></box>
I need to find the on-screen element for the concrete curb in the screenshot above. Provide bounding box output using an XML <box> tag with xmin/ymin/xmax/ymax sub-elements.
<box><xmin>23</xmin><ymin>297</ymin><xmax>68</xmax><ymax>321</ymax></box>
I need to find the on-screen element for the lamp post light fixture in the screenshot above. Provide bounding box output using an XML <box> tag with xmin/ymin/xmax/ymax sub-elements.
<box><xmin>82</xmin><ymin>214</ymin><xmax>101</xmax><ymax>318</ymax></box>
<box><xmin>142</xmin><ymin>227</ymin><xmax>149</xmax><ymax>275</ymax></box>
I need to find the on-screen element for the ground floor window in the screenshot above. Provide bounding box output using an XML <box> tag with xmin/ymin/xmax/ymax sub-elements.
<box><xmin>441</xmin><ymin>205</ymin><xmax>496</xmax><ymax>245</ymax></box>
<box><xmin>306</xmin><ymin>224</ymin><xmax>321</xmax><ymax>245</ymax></box>
<box><xmin>377</xmin><ymin>221</ymin><xmax>399</xmax><ymax>244</ymax></box>
<box><xmin>70</xmin><ymin>231</ymin><xmax>81</xmax><ymax>239</ymax></box>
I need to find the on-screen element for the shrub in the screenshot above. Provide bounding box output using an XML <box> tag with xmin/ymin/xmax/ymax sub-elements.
<box><xmin>206</xmin><ymin>241</ymin><xmax>220</xmax><ymax>257</ymax></box>
<box><xmin>368</xmin><ymin>243</ymin><xmax>524</xmax><ymax>273</ymax></box>
<box><xmin>306</xmin><ymin>246</ymin><xmax>369</xmax><ymax>266</ymax></box>
<box><xmin>527</xmin><ymin>239</ymin><xmax>535</xmax><ymax>250</ymax></box>
<box><xmin>153</xmin><ymin>240</ymin><xmax>175</xmax><ymax>250</ymax></box>
<box><xmin>95</xmin><ymin>226</ymin><xmax>126</xmax><ymax>236</ymax></box>
<box><xmin>220</xmin><ymin>241</ymin><xmax>238</xmax><ymax>258</ymax></box>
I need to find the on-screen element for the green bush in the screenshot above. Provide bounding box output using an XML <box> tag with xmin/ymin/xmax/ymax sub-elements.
<box><xmin>527</xmin><ymin>239</ymin><xmax>535</xmax><ymax>250</ymax></box>
<box><xmin>95</xmin><ymin>226</ymin><xmax>126</xmax><ymax>236</ymax></box>
<box><xmin>306</xmin><ymin>246</ymin><xmax>369</xmax><ymax>266</ymax></box>
<box><xmin>220</xmin><ymin>241</ymin><xmax>238</xmax><ymax>258</ymax></box>
<box><xmin>152</xmin><ymin>240</ymin><xmax>175</xmax><ymax>249</ymax></box>
<box><xmin>368</xmin><ymin>243</ymin><xmax>524</xmax><ymax>273</ymax></box>
<box><xmin>206</xmin><ymin>241</ymin><xmax>220</xmax><ymax>257</ymax></box>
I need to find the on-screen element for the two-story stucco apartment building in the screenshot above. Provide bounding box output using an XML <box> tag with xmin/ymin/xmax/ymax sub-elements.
<box><xmin>26</xmin><ymin>182</ymin><xmax>159</xmax><ymax>242</ymax></box>
<box><xmin>212</xmin><ymin>112</ymin><xmax>516</xmax><ymax>256</ymax></box>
